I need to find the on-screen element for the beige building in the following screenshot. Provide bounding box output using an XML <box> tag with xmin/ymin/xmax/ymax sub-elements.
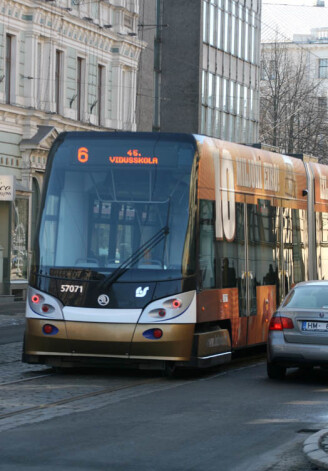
<box><xmin>0</xmin><ymin>0</ymin><xmax>144</xmax><ymax>301</ymax></box>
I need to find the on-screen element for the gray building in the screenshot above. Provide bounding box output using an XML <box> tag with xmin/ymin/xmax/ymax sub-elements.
<box><xmin>137</xmin><ymin>0</ymin><xmax>261</xmax><ymax>145</ymax></box>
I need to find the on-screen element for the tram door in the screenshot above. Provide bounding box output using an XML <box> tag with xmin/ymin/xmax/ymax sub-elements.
<box><xmin>245</xmin><ymin>199</ymin><xmax>280</xmax><ymax>345</ymax></box>
<box><xmin>278</xmin><ymin>207</ymin><xmax>291</xmax><ymax>302</ymax></box>
<box><xmin>279</xmin><ymin>204</ymin><xmax>308</xmax><ymax>300</ymax></box>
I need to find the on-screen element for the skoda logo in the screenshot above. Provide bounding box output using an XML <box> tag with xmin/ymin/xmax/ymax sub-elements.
<box><xmin>98</xmin><ymin>294</ymin><xmax>110</xmax><ymax>307</ymax></box>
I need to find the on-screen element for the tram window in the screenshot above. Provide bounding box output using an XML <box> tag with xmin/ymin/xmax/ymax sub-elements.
<box><xmin>39</xmin><ymin>194</ymin><xmax>60</xmax><ymax>266</ymax></box>
<box><xmin>217</xmin><ymin>202</ymin><xmax>244</xmax><ymax>290</ymax></box>
<box><xmin>316</xmin><ymin>211</ymin><xmax>328</xmax><ymax>280</ymax></box>
<box><xmin>282</xmin><ymin>207</ymin><xmax>308</xmax><ymax>289</ymax></box>
<box><xmin>291</xmin><ymin>208</ymin><xmax>307</xmax><ymax>284</ymax></box>
<box><xmin>199</xmin><ymin>200</ymin><xmax>215</xmax><ymax>289</ymax></box>
<box><xmin>248</xmin><ymin>201</ymin><xmax>278</xmax><ymax>286</ymax></box>
<box><xmin>247</xmin><ymin>200</ymin><xmax>278</xmax><ymax>312</ymax></box>
<box><xmin>221</xmin><ymin>257</ymin><xmax>237</xmax><ymax>288</ymax></box>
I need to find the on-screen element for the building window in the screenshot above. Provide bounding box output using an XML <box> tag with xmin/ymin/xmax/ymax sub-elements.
<box><xmin>124</xmin><ymin>14</ymin><xmax>133</xmax><ymax>30</ymax></box>
<box><xmin>319</xmin><ymin>59</ymin><xmax>328</xmax><ymax>79</ymax></box>
<box><xmin>231</xmin><ymin>2</ymin><xmax>236</xmax><ymax>55</ymax></box>
<box><xmin>216</xmin><ymin>76</ymin><xmax>220</xmax><ymax>109</ymax></box>
<box><xmin>243</xmin><ymin>86</ymin><xmax>248</xmax><ymax>118</ymax></box>
<box><xmin>206</xmin><ymin>107</ymin><xmax>213</xmax><ymax>135</ymax></box>
<box><xmin>77</xmin><ymin>57</ymin><xmax>85</xmax><ymax>121</ymax></box>
<box><xmin>244</xmin><ymin>9</ymin><xmax>249</xmax><ymax>61</ymax></box>
<box><xmin>122</xmin><ymin>68</ymin><xmax>134</xmax><ymax>127</ymax></box>
<box><xmin>209</xmin><ymin>2</ymin><xmax>215</xmax><ymax>46</ymax></box>
<box><xmin>203</xmin><ymin>1</ymin><xmax>208</xmax><ymax>43</ymax></box>
<box><xmin>5</xmin><ymin>34</ymin><xmax>14</xmax><ymax>104</ymax></box>
<box><xmin>55</xmin><ymin>50</ymin><xmax>63</xmax><ymax>114</ymax></box>
<box><xmin>11</xmin><ymin>198</ymin><xmax>28</xmax><ymax>281</ymax></box>
<box><xmin>202</xmin><ymin>70</ymin><xmax>207</xmax><ymax>104</ymax></box>
<box><xmin>217</xmin><ymin>7</ymin><xmax>222</xmax><ymax>48</ymax></box>
<box><xmin>208</xmin><ymin>73</ymin><xmax>214</xmax><ymax>107</ymax></box>
<box><xmin>201</xmin><ymin>106</ymin><xmax>206</xmax><ymax>134</ymax></box>
<box><xmin>222</xmin><ymin>78</ymin><xmax>228</xmax><ymax>111</ymax></box>
<box><xmin>238</xmin><ymin>5</ymin><xmax>243</xmax><ymax>59</ymax></box>
<box><xmin>224</xmin><ymin>9</ymin><xmax>230</xmax><ymax>52</ymax></box>
<box><xmin>251</xmin><ymin>11</ymin><xmax>256</xmax><ymax>64</ymax></box>
<box><xmin>236</xmin><ymin>83</ymin><xmax>241</xmax><ymax>115</ymax></box>
<box><xmin>98</xmin><ymin>65</ymin><xmax>104</xmax><ymax>125</ymax></box>
<box><xmin>37</xmin><ymin>42</ymin><xmax>42</xmax><ymax>109</ymax></box>
<box><xmin>229</xmin><ymin>81</ymin><xmax>236</xmax><ymax>113</ymax></box>
<box><xmin>31</xmin><ymin>178</ymin><xmax>40</xmax><ymax>246</ymax></box>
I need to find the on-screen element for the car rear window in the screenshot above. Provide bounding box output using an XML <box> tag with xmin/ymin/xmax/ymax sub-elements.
<box><xmin>282</xmin><ymin>286</ymin><xmax>328</xmax><ymax>309</ymax></box>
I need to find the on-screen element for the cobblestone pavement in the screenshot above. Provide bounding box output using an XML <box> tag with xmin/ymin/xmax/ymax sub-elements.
<box><xmin>0</xmin><ymin>341</ymin><xmax>48</xmax><ymax>384</ymax></box>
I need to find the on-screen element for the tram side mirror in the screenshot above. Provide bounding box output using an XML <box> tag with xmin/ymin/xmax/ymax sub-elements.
<box><xmin>302</xmin><ymin>189</ymin><xmax>308</xmax><ymax>196</ymax></box>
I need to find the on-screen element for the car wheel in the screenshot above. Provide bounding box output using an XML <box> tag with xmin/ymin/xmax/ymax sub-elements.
<box><xmin>267</xmin><ymin>362</ymin><xmax>286</xmax><ymax>380</ymax></box>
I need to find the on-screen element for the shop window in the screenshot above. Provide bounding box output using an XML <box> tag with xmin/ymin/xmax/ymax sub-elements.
<box><xmin>11</xmin><ymin>198</ymin><xmax>28</xmax><ymax>281</ymax></box>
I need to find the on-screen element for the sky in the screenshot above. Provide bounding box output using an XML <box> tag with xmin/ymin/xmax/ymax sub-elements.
<box><xmin>261</xmin><ymin>0</ymin><xmax>328</xmax><ymax>42</ymax></box>
<box><xmin>263</xmin><ymin>0</ymin><xmax>327</xmax><ymax>5</ymax></box>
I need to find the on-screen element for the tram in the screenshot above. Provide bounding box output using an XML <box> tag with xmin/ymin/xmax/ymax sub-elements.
<box><xmin>22</xmin><ymin>132</ymin><xmax>328</xmax><ymax>371</ymax></box>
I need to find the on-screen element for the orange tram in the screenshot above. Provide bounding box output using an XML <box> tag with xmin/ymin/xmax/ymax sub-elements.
<box><xmin>22</xmin><ymin>132</ymin><xmax>328</xmax><ymax>372</ymax></box>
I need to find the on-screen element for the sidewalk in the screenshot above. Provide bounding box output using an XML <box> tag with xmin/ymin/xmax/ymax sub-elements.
<box><xmin>304</xmin><ymin>429</ymin><xmax>328</xmax><ymax>469</ymax></box>
<box><xmin>0</xmin><ymin>301</ymin><xmax>26</xmax><ymax>327</ymax></box>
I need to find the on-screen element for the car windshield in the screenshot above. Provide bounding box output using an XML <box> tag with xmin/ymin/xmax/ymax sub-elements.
<box><xmin>282</xmin><ymin>285</ymin><xmax>328</xmax><ymax>309</ymax></box>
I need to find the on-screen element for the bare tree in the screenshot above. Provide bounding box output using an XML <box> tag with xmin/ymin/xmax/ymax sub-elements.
<box><xmin>260</xmin><ymin>41</ymin><xmax>328</xmax><ymax>162</ymax></box>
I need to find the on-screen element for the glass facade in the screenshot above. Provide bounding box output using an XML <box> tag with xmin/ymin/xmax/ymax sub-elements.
<box><xmin>201</xmin><ymin>0</ymin><xmax>260</xmax><ymax>143</ymax></box>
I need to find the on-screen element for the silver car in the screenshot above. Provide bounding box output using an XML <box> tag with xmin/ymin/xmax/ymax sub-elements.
<box><xmin>267</xmin><ymin>280</ymin><xmax>328</xmax><ymax>379</ymax></box>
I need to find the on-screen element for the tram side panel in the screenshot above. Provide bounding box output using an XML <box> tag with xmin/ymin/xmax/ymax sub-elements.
<box><xmin>196</xmin><ymin>137</ymin><xmax>308</xmax><ymax>350</ymax></box>
<box><xmin>309</xmin><ymin>162</ymin><xmax>328</xmax><ymax>281</ymax></box>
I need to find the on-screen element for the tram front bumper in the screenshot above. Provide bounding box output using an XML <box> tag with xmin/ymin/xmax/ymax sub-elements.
<box><xmin>23</xmin><ymin>319</ymin><xmax>195</xmax><ymax>364</ymax></box>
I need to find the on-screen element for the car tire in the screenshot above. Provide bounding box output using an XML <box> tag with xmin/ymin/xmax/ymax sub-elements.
<box><xmin>267</xmin><ymin>362</ymin><xmax>286</xmax><ymax>380</ymax></box>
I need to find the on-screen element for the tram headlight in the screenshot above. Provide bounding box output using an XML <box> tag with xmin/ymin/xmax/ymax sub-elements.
<box><xmin>139</xmin><ymin>291</ymin><xmax>195</xmax><ymax>323</ymax></box>
<box><xmin>28</xmin><ymin>287</ymin><xmax>64</xmax><ymax>319</ymax></box>
<box><xmin>164</xmin><ymin>298</ymin><xmax>182</xmax><ymax>310</ymax></box>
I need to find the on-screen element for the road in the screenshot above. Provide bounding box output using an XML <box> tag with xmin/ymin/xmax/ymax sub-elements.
<box><xmin>0</xmin><ymin>323</ymin><xmax>24</xmax><ymax>345</ymax></box>
<box><xmin>0</xmin><ymin>322</ymin><xmax>327</xmax><ymax>470</ymax></box>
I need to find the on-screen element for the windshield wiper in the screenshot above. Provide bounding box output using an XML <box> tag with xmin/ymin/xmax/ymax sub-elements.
<box><xmin>98</xmin><ymin>225</ymin><xmax>169</xmax><ymax>290</ymax></box>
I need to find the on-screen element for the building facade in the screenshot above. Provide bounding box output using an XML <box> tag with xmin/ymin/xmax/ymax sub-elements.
<box><xmin>136</xmin><ymin>0</ymin><xmax>261</xmax><ymax>145</ymax></box>
<box><xmin>0</xmin><ymin>0</ymin><xmax>144</xmax><ymax>299</ymax></box>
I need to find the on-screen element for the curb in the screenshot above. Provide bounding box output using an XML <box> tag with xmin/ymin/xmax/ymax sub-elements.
<box><xmin>304</xmin><ymin>429</ymin><xmax>328</xmax><ymax>469</ymax></box>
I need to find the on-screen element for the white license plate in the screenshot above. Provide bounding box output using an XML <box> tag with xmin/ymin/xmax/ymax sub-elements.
<box><xmin>302</xmin><ymin>321</ymin><xmax>328</xmax><ymax>332</ymax></box>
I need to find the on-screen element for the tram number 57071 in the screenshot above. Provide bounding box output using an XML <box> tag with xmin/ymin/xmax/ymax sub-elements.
<box><xmin>60</xmin><ymin>285</ymin><xmax>83</xmax><ymax>293</ymax></box>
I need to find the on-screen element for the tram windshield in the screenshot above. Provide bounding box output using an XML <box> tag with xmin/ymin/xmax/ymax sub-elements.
<box><xmin>33</xmin><ymin>133</ymin><xmax>197</xmax><ymax>281</ymax></box>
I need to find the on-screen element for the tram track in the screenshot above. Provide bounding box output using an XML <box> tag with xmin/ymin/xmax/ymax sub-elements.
<box><xmin>0</xmin><ymin>343</ymin><xmax>266</xmax><ymax>431</ymax></box>
<box><xmin>0</xmin><ymin>371</ymin><xmax>54</xmax><ymax>387</ymax></box>
<box><xmin>0</xmin><ymin>375</ymin><xmax>163</xmax><ymax>421</ymax></box>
